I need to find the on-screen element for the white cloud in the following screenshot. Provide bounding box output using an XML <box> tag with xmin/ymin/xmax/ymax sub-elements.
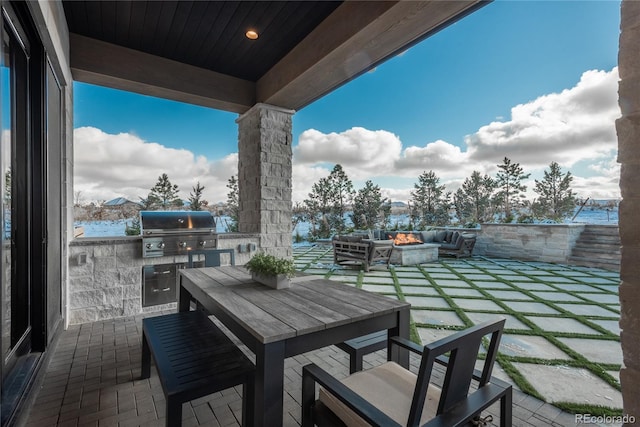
<box><xmin>292</xmin><ymin>67</ymin><xmax>620</xmax><ymax>202</ymax></box>
<box><xmin>465</xmin><ymin>68</ymin><xmax>620</xmax><ymax>169</ymax></box>
<box><xmin>294</xmin><ymin>127</ymin><xmax>402</xmax><ymax>178</ymax></box>
<box><xmin>381</xmin><ymin>187</ymin><xmax>412</xmax><ymax>204</ymax></box>
<box><xmin>74</xmin><ymin>68</ymin><xmax>621</xmax><ymax>206</ymax></box>
<box><xmin>291</xmin><ymin>164</ymin><xmax>336</xmax><ymax>203</ymax></box>
<box><xmin>396</xmin><ymin>140</ymin><xmax>473</xmax><ymax>178</ymax></box>
<box><xmin>571</xmin><ymin>156</ymin><xmax>620</xmax><ymax>199</ymax></box>
<box><xmin>74</xmin><ymin>127</ymin><xmax>236</xmax><ymax>204</ymax></box>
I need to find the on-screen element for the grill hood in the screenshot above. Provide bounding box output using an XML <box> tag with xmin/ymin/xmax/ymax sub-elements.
<box><xmin>140</xmin><ymin>211</ymin><xmax>216</xmax><ymax>235</ymax></box>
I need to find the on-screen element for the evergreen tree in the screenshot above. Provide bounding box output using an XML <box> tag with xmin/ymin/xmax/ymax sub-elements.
<box><xmin>351</xmin><ymin>180</ymin><xmax>391</xmax><ymax>230</ymax></box>
<box><xmin>327</xmin><ymin>164</ymin><xmax>355</xmax><ymax>233</ymax></box>
<box><xmin>495</xmin><ymin>157</ymin><xmax>530</xmax><ymax>222</ymax></box>
<box><xmin>292</xmin><ymin>202</ymin><xmax>310</xmax><ymax>237</ymax></box>
<box><xmin>225</xmin><ymin>175</ymin><xmax>239</xmax><ymax>232</ymax></box>
<box><xmin>532</xmin><ymin>161</ymin><xmax>576</xmax><ymax>222</ymax></box>
<box><xmin>125</xmin><ymin>217</ymin><xmax>141</xmax><ymax>236</ymax></box>
<box><xmin>188</xmin><ymin>181</ymin><xmax>208</xmax><ymax>211</ymax></box>
<box><xmin>410</xmin><ymin>170</ymin><xmax>451</xmax><ymax>227</ymax></box>
<box><xmin>304</xmin><ymin>176</ymin><xmax>334</xmax><ymax>238</ymax></box>
<box><xmin>304</xmin><ymin>164</ymin><xmax>355</xmax><ymax>238</ymax></box>
<box><xmin>138</xmin><ymin>196</ymin><xmax>155</xmax><ymax>210</ymax></box>
<box><xmin>147</xmin><ymin>173</ymin><xmax>182</xmax><ymax>209</ymax></box>
<box><xmin>453</xmin><ymin>171</ymin><xmax>497</xmax><ymax>226</ymax></box>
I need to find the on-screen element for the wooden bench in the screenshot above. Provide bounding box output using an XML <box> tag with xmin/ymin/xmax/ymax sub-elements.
<box><xmin>336</xmin><ymin>330</ymin><xmax>387</xmax><ymax>374</ymax></box>
<box><xmin>141</xmin><ymin>311</ymin><xmax>255</xmax><ymax>426</ymax></box>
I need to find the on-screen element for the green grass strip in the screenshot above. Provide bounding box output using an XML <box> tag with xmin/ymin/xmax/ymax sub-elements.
<box><xmin>437</xmin><ymin>257</ymin><xmax>622</xmax><ymax>403</ymax></box>
<box><xmin>293</xmin><ymin>248</ymin><xmax>624</xmax><ymax>415</ymax></box>
<box><xmin>553</xmin><ymin>402</ymin><xmax>623</xmax><ymax>417</ymax></box>
<box><xmin>388</xmin><ymin>267</ymin><xmax>421</xmax><ymax>344</ymax></box>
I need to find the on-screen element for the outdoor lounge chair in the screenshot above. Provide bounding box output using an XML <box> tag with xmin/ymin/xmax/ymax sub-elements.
<box><xmin>302</xmin><ymin>318</ymin><xmax>512</xmax><ymax>426</ymax></box>
<box><xmin>332</xmin><ymin>235</ymin><xmax>394</xmax><ymax>272</ymax></box>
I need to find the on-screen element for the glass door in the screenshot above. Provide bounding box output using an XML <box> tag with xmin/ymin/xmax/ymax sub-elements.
<box><xmin>1</xmin><ymin>4</ymin><xmax>32</xmax><ymax>386</ymax></box>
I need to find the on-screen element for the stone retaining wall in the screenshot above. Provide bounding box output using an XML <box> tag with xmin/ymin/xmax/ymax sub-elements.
<box><xmin>473</xmin><ymin>223</ymin><xmax>585</xmax><ymax>264</ymax></box>
<box><xmin>68</xmin><ymin>233</ymin><xmax>259</xmax><ymax>325</ymax></box>
<box><xmin>367</xmin><ymin>225</ymin><xmax>586</xmax><ymax>265</ymax></box>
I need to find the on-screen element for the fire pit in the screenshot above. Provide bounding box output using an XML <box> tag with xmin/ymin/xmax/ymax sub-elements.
<box><xmin>387</xmin><ymin>232</ymin><xmax>439</xmax><ymax>265</ymax></box>
<box><xmin>389</xmin><ymin>232</ymin><xmax>423</xmax><ymax>245</ymax></box>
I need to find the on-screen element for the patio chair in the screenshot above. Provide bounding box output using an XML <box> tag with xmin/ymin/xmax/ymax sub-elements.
<box><xmin>302</xmin><ymin>318</ymin><xmax>512</xmax><ymax>427</ymax></box>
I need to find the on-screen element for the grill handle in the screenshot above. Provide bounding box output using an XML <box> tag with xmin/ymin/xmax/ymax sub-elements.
<box><xmin>153</xmin><ymin>270</ymin><xmax>172</xmax><ymax>275</ymax></box>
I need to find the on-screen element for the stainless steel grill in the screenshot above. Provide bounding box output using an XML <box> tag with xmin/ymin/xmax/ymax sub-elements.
<box><xmin>140</xmin><ymin>211</ymin><xmax>217</xmax><ymax>258</ymax></box>
<box><xmin>140</xmin><ymin>211</ymin><xmax>218</xmax><ymax>307</ymax></box>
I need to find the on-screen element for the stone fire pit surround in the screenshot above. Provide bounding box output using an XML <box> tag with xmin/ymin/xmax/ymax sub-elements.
<box><xmin>389</xmin><ymin>242</ymin><xmax>439</xmax><ymax>265</ymax></box>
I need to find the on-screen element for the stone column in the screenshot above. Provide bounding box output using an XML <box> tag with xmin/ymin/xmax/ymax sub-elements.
<box><xmin>236</xmin><ymin>103</ymin><xmax>294</xmax><ymax>258</ymax></box>
<box><xmin>618</xmin><ymin>1</ymin><xmax>640</xmax><ymax>421</ymax></box>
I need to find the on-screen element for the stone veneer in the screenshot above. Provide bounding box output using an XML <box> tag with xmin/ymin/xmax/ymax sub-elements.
<box><xmin>617</xmin><ymin>1</ymin><xmax>639</xmax><ymax>419</ymax></box>
<box><xmin>474</xmin><ymin>224</ymin><xmax>584</xmax><ymax>264</ymax></box>
<box><xmin>67</xmin><ymin>234</ymin><xmax>258</xmax><ymax>325</ymax></box>
<box><xmin>389</xmin><ymin>243</ymin><xmax>439</xmax><ymax>265</ymax></box>
<box><xmin>237</xmin><ymin>103</ymin><xmax>294</xmax><ymax>258</ymax></box>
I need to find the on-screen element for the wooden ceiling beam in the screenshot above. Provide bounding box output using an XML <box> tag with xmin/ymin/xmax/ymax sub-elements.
<box><xmin>69</xmin><ymin>33</ymin><xmax>255</xmax><ymax>113</ymax></box>
<box><xmin>68</xmin><ymin>1</ymin><xmax>487</xmax><ymax>114</ymax></box>
<box><xmin>257</xmin><ymin>0</ymin><xmax>487</xmax><ymax>111</ymax></box>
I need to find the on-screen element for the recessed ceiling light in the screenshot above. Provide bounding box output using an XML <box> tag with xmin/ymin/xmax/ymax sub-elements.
<box><xmin>246</xmin><ymin>30</ymin><xmax>259</xmax><ymax>40</ymax></box>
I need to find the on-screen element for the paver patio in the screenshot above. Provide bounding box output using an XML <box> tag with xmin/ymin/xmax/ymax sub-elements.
<box><xmin>294</xmin><ymin>245</ymin><xmax>623</xmax><ymax>416</ymax></box>
<box><xmin>22</xmin><ymin>246</ymin><xmax>622</xmax><ymax>426</ymax></box>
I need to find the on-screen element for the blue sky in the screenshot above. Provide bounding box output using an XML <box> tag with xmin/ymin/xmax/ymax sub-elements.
<box><xmin>74</xmin><ymin>1</ymin><xmax>622</xmax><ymax>204</ymax></box>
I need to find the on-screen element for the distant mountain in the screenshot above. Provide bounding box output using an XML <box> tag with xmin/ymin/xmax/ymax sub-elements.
<box><xmin>390</xmin><ymin>201</ymin><xmax>406</xmax><ymax>207</ymax></box>
<box><xmin>104</xmin><ymin>197</ymin><xmax>139</xmax><ymax>207</ymax></box>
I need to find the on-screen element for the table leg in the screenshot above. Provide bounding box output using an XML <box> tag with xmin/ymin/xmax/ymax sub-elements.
<box><xmin>389</xmin><ymin>308</ymin><xmax>410</xmax><ymax>368</ymax></box>
<box><xmin>253</xmin><ymin>341</ymin><xmax>285</xmax><ymax>427</ymax></box>
<box><xmin>178</xmin><ymin>280</ymin><xmax>191</xmax><ymax>312</ymax></box>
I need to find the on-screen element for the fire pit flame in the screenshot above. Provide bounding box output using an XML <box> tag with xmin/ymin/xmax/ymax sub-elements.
<box><xmin>390</xmin><ymin>233</ymin><xmax>423</xmax><ymax>246</ymax></box>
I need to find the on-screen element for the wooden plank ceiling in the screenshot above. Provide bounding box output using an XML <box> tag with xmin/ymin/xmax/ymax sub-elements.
<box><xmin>62</xmin><ymin>1</ymin><xmax>342</xmax><ymax>82</ymax></box>
<box><xmin>63</xmin><ymin>1</ymin><xmax>487</xmax><ymax>113</ymax></box>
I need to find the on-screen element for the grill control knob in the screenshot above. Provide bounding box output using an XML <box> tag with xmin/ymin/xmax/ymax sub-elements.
<box><xmin>157</xmin><ymin>242</ymin><xmax>165</xmax><ymax>249</ymax></box>
<box><xmin>178</xmin><ymin>241</ymin><xmax>187</xmax><ymax>248</ymax></box>
<box><xmin>199</xmin><ymin>241</ymin><xmax>207</xmax><ymax>247</ymax></box>
<box><xmin>145</xmin><ymin>243</ymin><xmax>153</xmax><ymax>249</ymax></box>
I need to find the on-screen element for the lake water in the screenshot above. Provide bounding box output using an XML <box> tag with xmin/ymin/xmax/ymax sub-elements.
<box><xmin>75</xmin><ymin>207</ymin><xmax>618</xmax><ymax>238</ymax></box>
<box><xmin>293</xmin><ymin>206</ymin><xmax>618</xmax><ymax>237</ymax></box>
<box><xmin>75</xmin><ymin>215</ymin><xmax>234</xmax><ymax>237</ymax></box>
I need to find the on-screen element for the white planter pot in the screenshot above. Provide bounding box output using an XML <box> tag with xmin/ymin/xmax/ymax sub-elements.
<box><xmin>252</xmin><ymin>272</ymin><xmax>291</xmax><ymax>289</ymax></box>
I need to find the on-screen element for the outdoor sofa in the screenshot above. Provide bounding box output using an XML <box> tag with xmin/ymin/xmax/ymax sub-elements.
<box><xmin>380</xmin><ymin>229</ymin><xmax>477</xmax><ymax>258</ymax></box>
<box><xmin>434</xmin><ymin>230</ymin><xmax>477</xmax><ymax>258</ymax></box>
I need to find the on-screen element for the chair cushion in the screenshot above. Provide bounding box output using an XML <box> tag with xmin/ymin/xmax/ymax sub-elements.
<box><xmin>434</xmin><ymin>230</ymin><xmax>447</xmax><ymax>242</ymax></box>
<box><xmin>318</xmin><ymin>362</ymin><xmax>441</xmax><ymax>426</ymax></box>
<box><xmin>420</xmin><ymin>231</ymin><xmax>436</xmax><ymax>243</ymax></box>
<box><xmin>439</xmin><ymin>243</ymin><xmax>458</xmax><ymax>250</ymax></box>
<box><xmin>334</xmin><ymin>235</ymin><xmax>365</xmax><ymax>243</ymax></box>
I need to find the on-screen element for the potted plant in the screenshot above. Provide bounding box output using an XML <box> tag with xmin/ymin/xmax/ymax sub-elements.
<box><xmin>245</xmin><ymin>252</ymin><xmax>296</xmax><ymax>289</ymax></box>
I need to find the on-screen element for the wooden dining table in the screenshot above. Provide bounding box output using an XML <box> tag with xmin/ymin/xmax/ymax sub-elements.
<box><xmin>178</xmin><ymin>266</ymin><xmax>411</xmax><ymax>427</ymax></box>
